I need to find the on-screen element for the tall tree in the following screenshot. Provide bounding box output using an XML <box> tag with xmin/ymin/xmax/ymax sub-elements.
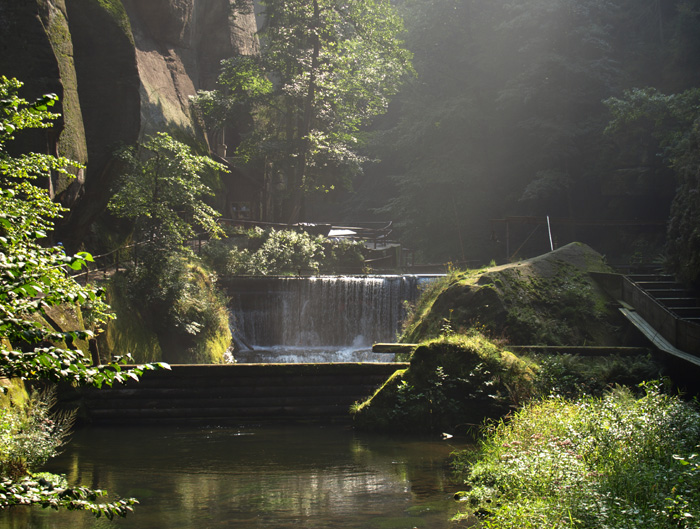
<box><xmin>201</xmin><ymin>0</ymin><xmax>413</xmax><ymax>223</ymax></box>
<box><xmin>108</xmin><ymin>132</ymin><xmax>225</xmax><ymax>261</ymax></box>
<box><xmin>108</xmin><ymin>133</ymin><xmax>231</xmax><ymax>363</ymax></box>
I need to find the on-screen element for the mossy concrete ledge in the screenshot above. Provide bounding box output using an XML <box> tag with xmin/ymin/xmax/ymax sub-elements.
<box><xmin>59</xmin><ymin>363</ymin><xmax>408</xmax><ymax>425</ymax></box>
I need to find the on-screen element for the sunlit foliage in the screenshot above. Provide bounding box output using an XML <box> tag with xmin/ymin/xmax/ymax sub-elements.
<box><xmin>454</xmin><ymin>383</ymin><xmax>700</xmax><ymax>528</ymax></box>
<box><xmin>201</xmin><ymin>226</ymin><xmax>365</xmax><ymax>276</ymax></box>
<box><xmin>108</xmin><ymin>132</ymin><xmax>225</xmax><ymax>257</ymax></box>
<box><xmin>0</xmin><ymin>76</ymin><xmax>166</xmax><ymax>517</ymax></box>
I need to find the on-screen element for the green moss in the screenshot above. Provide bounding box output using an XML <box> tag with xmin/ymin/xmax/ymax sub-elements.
<box><xmin>41</xmin><ymin>304</ymin><xmax>90</xmax><ymax>355</ymax></box>
<box><xmin>179</xmin><ymin>262</ymin><xmax>232</xmax><ymax>364</ymax></box>
<box><xmin>402</xmin><ymin>243</ymin><xmax>622</xmax><ymax>346</ymax></box>
<box><xmin>401</xmin><ymin>269</ymin><xmax>479</xmax><ymax>342</ymax></box>
<box><xmin>102</xmin><ymin>258</ymin><xmax>232</xmax><ymax>365</ymax></box>
<box><xmin>43</xmin><ymin>1</ymin><xmax>88</xmax><ymax>192</ymax></box>
<box><xmin>352</xmin><ymin>333</ymin><xmax>534</xmax><ymax>434</ymax></box>
<box><xmin>99</xmin><ymin>278</ymin><xmax>164</xmax><ymax>364</ymax></box>
<box><xmin>0</xmin><ymin>379</ymin><xmax>28</xmax><ymax>409</ymax></box>
<box><xmin>91</xmin><ymin>0</ymin><xmax>133</xmax><ymax>43</ymax></box>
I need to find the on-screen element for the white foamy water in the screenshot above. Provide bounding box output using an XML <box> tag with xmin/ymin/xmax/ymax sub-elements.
<box><xmin>226</xmin><ymin>275</ymin><xmax>440</xmax><ymax>363</ymax></box>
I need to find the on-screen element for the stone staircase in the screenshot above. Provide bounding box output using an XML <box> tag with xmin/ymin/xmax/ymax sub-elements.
<box><xmin>627</xmin><ymin>274</ymin><xmax>700</xmax><ymax>324</ymax></box>
<box><xmin>591</xmin><ymin>270</ymin><xmax>700</xmax><ymax>371</ymax></box>
<box><xmin>61</xmin><ymin>363</ymin><xmax>407</xmax><ymax>425</ymax></box>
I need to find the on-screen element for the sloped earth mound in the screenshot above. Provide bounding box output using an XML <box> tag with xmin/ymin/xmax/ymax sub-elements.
<box><xmin>403</xmin><ymin>242</ymin><xmax>631</xmax><ymax>346</ymax></box>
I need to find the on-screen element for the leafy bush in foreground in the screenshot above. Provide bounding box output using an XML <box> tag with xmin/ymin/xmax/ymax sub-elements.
<box><xmin>0</xmin><ymin>77</ymin><xmax>167</xmax><ymax>517</ymax></box>
<box><xmin>454</xmin><ymin>383</ymin><xmax>700</xmax><ymax>529</ymax></box>
<box><xmin>0</xmin><ymin>388</ymin><xmax>72</xmax><ymax>480</ymax></box>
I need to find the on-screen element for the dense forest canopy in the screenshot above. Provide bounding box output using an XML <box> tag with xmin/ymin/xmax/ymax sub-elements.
<box><xmin>326</xmin><ymin>0</ymin><xmax>700</xmax><ymax>272</ymax></box>
<box><xmin>3</xmin><ymin>0</ymin><xmax>700</xmax><ymax>276</ymax></box>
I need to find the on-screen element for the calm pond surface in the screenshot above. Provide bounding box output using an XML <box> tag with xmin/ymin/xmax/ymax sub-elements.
<box><xmin>0</xmin><ymin>424</ymin><xmax>472</xmax><ymax>529</ymax></box>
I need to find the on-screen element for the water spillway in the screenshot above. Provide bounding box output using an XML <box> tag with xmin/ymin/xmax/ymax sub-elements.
<box><xmin>222</xmin><ymin>275</ymin><xmax>437</xmax><ymax>362</ymax></box>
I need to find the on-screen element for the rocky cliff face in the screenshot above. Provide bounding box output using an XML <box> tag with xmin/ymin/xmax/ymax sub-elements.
<box><xmin>0</xmin><ymin>0</ymin><xmax>258</xmax><ymax>249</ymax></box>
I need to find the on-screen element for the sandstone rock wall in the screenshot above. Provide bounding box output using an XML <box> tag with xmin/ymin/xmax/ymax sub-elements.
<box><xmin>0</xmin><ymin>0</ymin><xmax>258</xmax><ymax>249</ymax></box>
<box><xmin>0</xmin><ymin>0</ymin><xmax>87</xmax><ymax>204</ymax></box>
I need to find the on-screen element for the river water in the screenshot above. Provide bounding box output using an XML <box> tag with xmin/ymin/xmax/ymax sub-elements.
<box><xmin>0</xmin><ymin>424</ymin><xmax>471</xmax><ymax>529</ymax></box>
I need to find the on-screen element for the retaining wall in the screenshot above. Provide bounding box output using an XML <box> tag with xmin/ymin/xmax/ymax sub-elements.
<box><xmin>60</xmin><ymin>363</ymin><xmax>407</xmax><ymax>425</ymax></box>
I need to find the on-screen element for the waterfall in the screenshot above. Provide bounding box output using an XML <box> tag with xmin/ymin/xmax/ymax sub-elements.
<box><xmin>224</xmin><ymin>275</ymin><xmax>438</xmax><ymax>362</ymax></box>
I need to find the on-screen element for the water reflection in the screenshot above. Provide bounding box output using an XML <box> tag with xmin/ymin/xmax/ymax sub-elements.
<box><xmin>0</xmin><ymin>424</ymin><xmax>469</xmax><ymax>529</ymax></box>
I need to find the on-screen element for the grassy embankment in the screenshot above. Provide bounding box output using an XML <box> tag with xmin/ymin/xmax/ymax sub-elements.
<box><xmin>454</xmin><ymin>384</ymin><xmax>700</xmax><ymax>528</ymax></box>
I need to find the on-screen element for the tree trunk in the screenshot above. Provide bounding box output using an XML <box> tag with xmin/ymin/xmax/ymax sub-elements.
<box><xmin>287</xmin><ymin>0</ymin><xmax>320</xmax><ymax>225</ymax></box>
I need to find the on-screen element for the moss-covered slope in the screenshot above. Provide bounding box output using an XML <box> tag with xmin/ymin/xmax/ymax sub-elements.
<box><xmin>100</xmin><ymin>261</ymin><xmax>232</xmax><ymax>365</ymax></box>
<box><xmin>352</xmin><ymin>333</ymin><xmax>535</xmax><ymax>434</ymax></box>
<box><xmin>403</xmin><ymin>243</ymin><xmax>627</xmax><ymax>346</ymax></box>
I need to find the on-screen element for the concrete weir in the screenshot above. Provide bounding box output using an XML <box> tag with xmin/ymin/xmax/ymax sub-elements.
<box><xmin>222</xmin><ymin>275</ymin><xmax>437</xmax><ymax>361</ymax></box>
<box><xmin>64</xmin><ymin>363</ymin><xmax>407</xmax><ymax>424</ymax></box>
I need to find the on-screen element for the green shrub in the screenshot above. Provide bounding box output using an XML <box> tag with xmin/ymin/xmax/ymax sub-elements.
<box><xmin>532</xmin><ymin>353</ymin><xmax>663</xmax><ymax>399</ymax></box>
<box><xmin>249</xmin><ymin>229</ymin><xmax>324</xmax><ymax>274</ymax></box>
<box><xmin>454</xmin><ymin>383</ymin><xmax>700</xmax><ymax>528</ymax></box>
<box><xmin>0</xmin><ymin>386</ymin><xmax>74</xmax><ymax>480</ymax></box>
<box><xmin>201</xmin><ymin>227</ymin><xmax>365</xmax><ymax>276</ymax></box>
<box><xmin>318</xmin><ymin>238</ymin><xmax>365</xmax><ymax>273</ymax></box>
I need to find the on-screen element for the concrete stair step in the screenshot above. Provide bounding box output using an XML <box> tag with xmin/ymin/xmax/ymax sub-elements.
<box><xmin>81</xmin><ymin>384</ymin><xmax>382</xmax><ymax>400</ymax></box>
<box><xmin>669</xmin><ymin>307</ymin><xmax>700</xmax><ymax>319</ymax></box>
<box><xmin>626</xmin><ymin>274</ymin><xmax>675</xmax><ymax>282</ymax></box>
<box><xmin>643</xmin><ymin>288</ymin><xmax>694</xmax><ymax>298</ymax></box>
<box><xmin>85</xmin><ymin>395</ymin><xmax>365</xmax><ymax>410</ymax></box>
<box><xmin>87</xmin><ymin>404</ymin><xmax>352</xmax><ymax>421</ymax></box>
<box><xmin>657</xmin><ymin>297</ymin><xmax>699</xmax><ymax>308</ymax></box>
<box><xmin>635</xmin><ymin>281</ymin><xmax>685</xmax><ymax>290</ymax></box>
